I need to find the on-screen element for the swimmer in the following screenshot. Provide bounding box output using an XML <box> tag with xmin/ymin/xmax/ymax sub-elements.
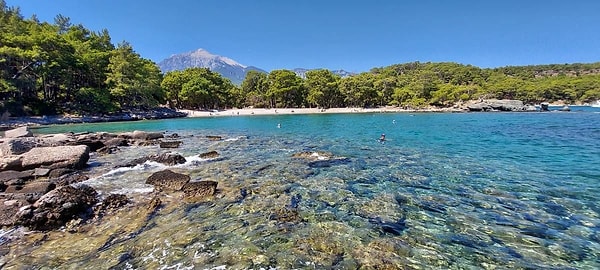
<box><xmin>277</xmin><ymin>123</ymin><xmax>281</xmax><ymax>128</ymax></box>
<box><xmin>392</xmin><ymin>119</ymin><xmax>396</xmax><ymax>124</ymax></box>
<box><xmin>379</xmin><ymin>133</ymin><xmax>386</xmax><ymax>142</ymax></box>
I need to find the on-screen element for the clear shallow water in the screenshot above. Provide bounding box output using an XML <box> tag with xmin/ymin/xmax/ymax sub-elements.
<box><xmin>6</xmin><ymin>109</ymin><xmax>600</xmax><ymax>269</ymax></box>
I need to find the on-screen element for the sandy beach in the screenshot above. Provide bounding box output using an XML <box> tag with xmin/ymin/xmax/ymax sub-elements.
<box><xmin>179</xmin><ymin>106</ymin><xmax>460</xmax><ymax>117</ymax></box>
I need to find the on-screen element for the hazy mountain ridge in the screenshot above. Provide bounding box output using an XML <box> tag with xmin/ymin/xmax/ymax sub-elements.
<box><xmin>158</xmin><ymin>48</ymin><xmax>355</xmax><ymax>84</ymax></box>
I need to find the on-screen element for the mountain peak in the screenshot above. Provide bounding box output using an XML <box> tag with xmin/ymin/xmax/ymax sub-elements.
<box><xmin>188</xmin><ymin>48</ymin><xmax>246</xmax><ymax>68</ymax></box>
<box><xmin>158</xmin><ymin>48</ymin><xmax>265</xmax><ymax>85</ymax></box>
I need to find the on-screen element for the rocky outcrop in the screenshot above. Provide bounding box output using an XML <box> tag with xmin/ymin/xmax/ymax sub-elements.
<box><xmin>0</xmin><ymin>137</ymin><xmax>38</xmax><ymax>155</ymax></box>
<box><xmin>15</xmin><ymin>184</ymin><xmax>98</xmax><ymax>230</ymax></box>
<box><xmin>20</xmin><ymin>145</ymin><xmax>90</xmax><ymax>170</ymax></box>
<box><xmin>4</xmin><ymin>126</ymin><xmax>32</xmax><ymax>138</ymax></box>
<box><xmin>123</xmin><ymin>152</ymin><xmax>187</xmax><ymax>167</ymax></box>
<box><xmin>292</xmin><ymin>151</ymin><xmax>351</xmax><ymax>168</ymax></box>
<box><xmin>466</xmin><ymin>99</ymin><xmax>537</xmax><ymax>112</ymax></box>
<box><xmin>145</xmin><ymin>169</ymin><xmax>191</xmax><ymax>191</ymax></box>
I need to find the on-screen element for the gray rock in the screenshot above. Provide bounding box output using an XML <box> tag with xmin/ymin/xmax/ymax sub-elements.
<box><xmin>124</xmin><ymin>152</ymin><xmax>186</xmax><ymax>167</ymax></box>
<box><xmin>20</xmin><ymin>145</ymin><xmax>90</xmax><ymax>170</ymax></box>
<box><xmin>4</xmin><ymin>126</ymin><xmax>33</xmax><ymax>138</ymax></box>
<box><xmin>145</xmin><ymin>169</ymin><xmax>190</xmax><ymax>191</ymax></box>
<box><xmin>466</xmin><ymin>99</ymin><xmax>530</xmax><ymax>112</ymax></box>
<box><xmin>0</xmin><ymin>137</ymin><xmax>38</xmax><ymax>156</ymax></box>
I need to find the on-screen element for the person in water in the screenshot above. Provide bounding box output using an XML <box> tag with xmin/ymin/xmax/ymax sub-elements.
<box><xmin>379</xmin><ymin>133</ymin><xmax>386</xmax><ymax>142</ymax></box>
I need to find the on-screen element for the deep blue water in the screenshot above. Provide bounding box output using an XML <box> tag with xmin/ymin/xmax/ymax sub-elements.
<box><xmin>28</xmin><ymin>108</ymin><xmax>600</xmax><ymax>268</ymax></box>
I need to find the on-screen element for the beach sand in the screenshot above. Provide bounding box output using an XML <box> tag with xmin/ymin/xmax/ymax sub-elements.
<box><xmin>178</xmin><ymin>106</ymin><xmax>460</xmax><ymax>117</ymax></box>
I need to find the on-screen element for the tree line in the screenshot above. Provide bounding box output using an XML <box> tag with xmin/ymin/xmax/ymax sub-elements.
<box><xmin>2</xmin><ymin>1</ymin><xmax>600</xmax><ymax>117</ymax></box>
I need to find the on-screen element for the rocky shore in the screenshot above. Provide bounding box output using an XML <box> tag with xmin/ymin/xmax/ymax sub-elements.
<box><xmin>0</xmin><ymin>126</ymin><xmax>219</xmax><ymax>233</ymax></box>
<box><xmin>0</xmin><ymin>107</ymin><xmax>187</xmax><ymax>131</ymax></box>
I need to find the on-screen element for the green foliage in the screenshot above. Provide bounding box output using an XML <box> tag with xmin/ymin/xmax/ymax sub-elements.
<box><xmin>2</xmin><ymin>1</ymin><xmax>599</xmax><ymax>116</ymax></box>
<box><xmin>161</xmin><ymin>68</ymin><xmax>236</xmax><ymax>110</ymax></box>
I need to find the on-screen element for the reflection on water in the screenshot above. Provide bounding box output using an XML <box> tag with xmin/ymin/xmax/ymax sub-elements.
<box><xmin>4</xmin><ymin>111</ymin><xmax>600</xmax><ymax>269</ymax></box>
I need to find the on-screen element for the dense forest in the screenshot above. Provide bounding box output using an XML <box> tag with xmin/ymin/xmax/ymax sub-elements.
<box><xmin>2</xmin><ymin>2</ymin><xmax>599</xmax><ymax>117</ymax></box>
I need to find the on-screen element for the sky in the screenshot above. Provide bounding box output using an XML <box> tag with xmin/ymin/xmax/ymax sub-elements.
<box><xmin>6</xmin><ymin>0</ymin><xmax>600</xmax><ymax>72</ymax></box>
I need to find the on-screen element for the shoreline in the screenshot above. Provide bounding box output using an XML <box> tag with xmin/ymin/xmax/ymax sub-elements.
<box><xmin>178</xmin><ymin>106</ymin><xmax>462</xmax><ymax>118</ymax></box>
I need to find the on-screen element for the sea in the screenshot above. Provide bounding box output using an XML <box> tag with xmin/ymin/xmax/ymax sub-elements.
<box><xmin>1</xmin><ymin>106</ymin><xmax>599</xmax><ymax>269</ymax></box>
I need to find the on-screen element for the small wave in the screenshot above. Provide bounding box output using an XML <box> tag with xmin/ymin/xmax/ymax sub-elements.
<box><xmin>224</xmin><ymin>136</ymin><xmax>247</xmax><ymax>142</ymax></box>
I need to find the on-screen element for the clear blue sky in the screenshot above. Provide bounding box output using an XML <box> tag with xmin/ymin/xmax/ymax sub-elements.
<box><xmin>7</xmin><ymin>0</ymin><xmax>600</xmax><ymax>72</ymax></box>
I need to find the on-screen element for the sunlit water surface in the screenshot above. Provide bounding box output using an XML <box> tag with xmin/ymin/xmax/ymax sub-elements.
<box><xmin>2</xmin><ymin>107</ymin><xmax>600</xmax><ymax>269</ymax></box>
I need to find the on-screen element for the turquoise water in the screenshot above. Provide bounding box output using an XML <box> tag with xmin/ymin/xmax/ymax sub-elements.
<box><xmin>15</xmin><ymin>108</ymin><xmax>600</xmax><ymax>268</ymax></box>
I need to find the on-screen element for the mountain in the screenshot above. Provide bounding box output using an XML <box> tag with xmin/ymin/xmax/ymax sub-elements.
<box><xmin>292</xmin><ymin>68</ymin><xmax>355</xmax><ymax>79</ymax></box>
<box><xmin>157</xmin><ymin>48</ymin><xmax>266</xmax><ymax>85</ymax></box>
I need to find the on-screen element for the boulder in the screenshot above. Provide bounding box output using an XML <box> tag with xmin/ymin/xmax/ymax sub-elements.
<box><xmin>131</xmin><ymin>130</ymin><xmax>164</xmax><ymax>140</ymax></box>
<box><xmin>52</xmin><ymin>172</ymin><xmax>89</xmax><ymax>186</ymax></box>
<box><xmin>4</xmin><ymin>126</ymin><xmax>33</xmax><ymax>138</ymax></box>
<box><xmin>124</xmin><ymin>152</ymin><xmax>186</xmax><ymax>167</ymax></box>
<box><xmin>0</xmin><ymin>137</ymin><xmax>38</xmax><ymax>156</ymax></box>
<box><xmin>145</xmin><ymin>169</ymin><xmax>190</xmax><ymax>191</ymax></box>
<box><xmin>159</xmin><ymin>141</ymin><xmax>182</xmax><ymax>148</ymax></box>
<box><xmin>38</xmin><ymin>133</ymin><xmax>72</xmax><ymax>146</ymax></box>
<box><xmin>292</xmin><ymin>151</ymin><xmax>334</xmax><ymax>161</ymax></box>
<box><xmin>181</xmin><ymin>181</ymin><xmax>218</xmax><ymax>199</ymax></box>
<box><xmin>199</xmin><ymin>150</ymin><xmax>219</xmax><ymax>159</ymax></box>
<box><xmin>15</xmin><ymin>184</ymin><xmax>98</xmax><ymax>230</ymax></box>
<box><xmin>0</xmin><ymin>156</ymin><xmax>23</xmax><ymax>172</ymax></box>
<box><xmin>20</xmin><ymin>145</ymin><xmax>90</xmax><ymax>170</ymax></box>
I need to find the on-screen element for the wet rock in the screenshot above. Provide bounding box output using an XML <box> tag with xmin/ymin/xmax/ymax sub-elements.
<box><xmin>125</xmin><ymin>152</ymin><xmax>187</xmax><ymax>167</ymax></box>
<box><xmin>206</xmin><ymin>135</ymin><xmax>222</xmax><ymax>141</ymax></box>
<box><xmin>52</xmin><ymin>172</ymin><xmax>88</xmax><ymax>187</ymax></box>
<box><xmin>0</xmin><ymin>199</ymin><xmax>25</xmax><ymax>226</ymax></box>
<box><xmin>181</xmin><ymin>181</ymin><xmax>218</xmax><ymax>199</ymax></box>
<box><xmin>95</xmin><ymin>193</ymin><xmax>130</xmax><ymax>217</ymax></box>
<box><xmin>145</xmin><ymin>169</ymin><xmax>191</xmax><ymax>191</ymax></box>
<box><xmin>20</xmin><ymin>145</ymin><xmax>90</xmax><ymax>170</ymax></box>
<box><xmin>0</xmin><ymin>137</ymin><xmax>38</xmax><ymax>155</ymax></box>
<box><xmin>199</xmin><ymin>150</ymin><xmax>219</xmax><ymax>159</ymax></box>
<box><xmin>289</xmin><ymin>194</ymin><xmax>302</xmax><ymax>209</ymax></box>
<box><xmin>159</xmin><ymin>140</ymin><xmax>182</xmax><ymax>148</ymax></box>
<box><xmin>48</xmin><ymin>168</ymin><xmax>75</xmax><ymax>179</ymax></box>
<box><xmin>4</xmin><ymin>126</ymin><xmax>33</xmax><ymax>138</ymax></box>
<box><xmin>15</xmin><ymin>184</ymin><xmax>98</xmax><ymax>230</ymax></box>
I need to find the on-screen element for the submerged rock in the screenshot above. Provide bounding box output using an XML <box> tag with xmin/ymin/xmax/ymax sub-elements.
<box><xmin>181</xmin><ymin>181</ymin><xmax>218</xmax><ymax>199</ymax></box>
<box><xmin>205</xmin><ymin>135</ymin><xmax>222</xmax><ymax>141</ymax></box>
<box><xmin>145</xmin><ymin>169</ymin><xmax>191</xmax><ymax>191</ymax></box>
<box><xmin>95</xmin><ymin>193</ymin><xmax>130</xmax><ymax>217</ymax></box>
